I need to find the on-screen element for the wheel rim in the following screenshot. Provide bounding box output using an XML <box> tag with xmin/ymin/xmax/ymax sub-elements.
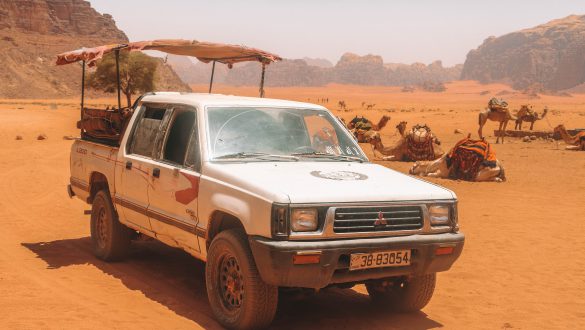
<box><xmin>95</xmin><ymin>206</ymin><xmax>109</xmax><ymax>250</ymax></box>
<box><xmin>218</xmin><ymin>253</ymin><xmax>244</xmax><ymax>311</ymax></box>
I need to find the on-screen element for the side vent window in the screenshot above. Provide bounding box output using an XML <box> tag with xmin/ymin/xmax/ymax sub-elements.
<box><xmin>162</xmin><ymin>110</ymin><xmax>196</xmax><ymax>165</ymax></box>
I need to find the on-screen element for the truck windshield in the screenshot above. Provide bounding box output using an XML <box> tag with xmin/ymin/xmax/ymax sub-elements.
<box><xmin>207</xmin><ymin>107</ymin><xmax>367</xmax><ymax>162</ymax></box>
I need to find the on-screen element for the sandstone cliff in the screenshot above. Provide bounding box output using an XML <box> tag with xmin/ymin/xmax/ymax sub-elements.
<box><xmin>461</xmin><ymin>15</ymin><xmax>585</xmax><ymax>91</ymax></box>
<box><xmin>0</xmin><ymin>0</ymin><xmax>189</xmax><ymax>98</ymax></box>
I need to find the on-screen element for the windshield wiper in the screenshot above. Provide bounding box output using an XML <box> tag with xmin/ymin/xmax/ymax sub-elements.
<box><xmin>214</xmin><ymin>152</ymin><xmax>299</xmax><ymax>161</ymax></box>
<box><xmin>291</xmin><ymin>152</ymin><xmax>364</xmax><ymax>163</ymax></box>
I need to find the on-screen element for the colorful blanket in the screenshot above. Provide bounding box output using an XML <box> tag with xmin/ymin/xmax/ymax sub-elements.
<box><xmin>446</xmin><ymin>137</ymin><xmax>497</xmax><ymax>181</ymax></box>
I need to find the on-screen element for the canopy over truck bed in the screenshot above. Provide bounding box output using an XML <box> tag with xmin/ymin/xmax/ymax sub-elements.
<box><xmin>55</xmin><ymin>39</ymin><xmax>282</xmax><ymax>144</ymax></box>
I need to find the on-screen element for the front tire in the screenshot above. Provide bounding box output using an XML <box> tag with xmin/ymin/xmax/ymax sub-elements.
<box><xmin>366</xmin><ymin>273</ymin><xmax>436</xmax><ymax>312</ymax></box>
<box><xmin>206</xmin><ymin>229</ymin><xmax>278</xmax><ymax>329</ymax></box>
<box><xmin>90</xmin><ymin>190</ymin><xmax>132</xmax><ymax>261</ymax></box>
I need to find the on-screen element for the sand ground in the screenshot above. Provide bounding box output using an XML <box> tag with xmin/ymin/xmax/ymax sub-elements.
<box><xmin>0</xmin><ymin>81</ymin><xmax>584</xmax><ymax>329</ymax></box>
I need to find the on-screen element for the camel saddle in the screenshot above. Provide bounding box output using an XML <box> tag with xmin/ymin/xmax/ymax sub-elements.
<box><xmin>78</xmin><ymin>107</ymin><xmax>134</xmax><ymax>144</ymax></box>
<box><xmin>405</xmin><ymin>125</ymin><xmax>435</xmax><ymax>161</ymax></box>
<box><xmin>488</xmin><ymin>97</ymin><xmax>509</xmax><ymax>113</ymax></box>
<box><xmin>446</xmin><ymin>137</ymin><xmax>497</xmax><ymax>181</ymax></box>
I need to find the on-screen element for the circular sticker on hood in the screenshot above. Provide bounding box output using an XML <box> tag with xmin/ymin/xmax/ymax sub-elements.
<box><xmin>310</xmin><ymin>170</ymin><xmax>368</xmax><ymax>181</ymax></box>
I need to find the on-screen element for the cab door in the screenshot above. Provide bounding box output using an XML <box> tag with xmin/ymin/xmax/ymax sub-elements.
<box><xmin>116</xmin><ymin>105</ymin><xmax>172</xmax><ymax>233</ymax></box>
<box><xmin>146</xmin><ymin>106</ymin><xmax>202</xmax><ymax>253</ymax></box>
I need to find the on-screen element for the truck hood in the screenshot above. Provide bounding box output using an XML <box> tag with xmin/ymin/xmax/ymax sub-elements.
<box><xmin>203</xmin><ymin>161</ymin><xmax>455</xmax><ymax>204</ymax></box>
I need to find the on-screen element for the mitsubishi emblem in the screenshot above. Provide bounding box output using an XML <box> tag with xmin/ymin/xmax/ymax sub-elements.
<box><xmin>374</xmin><ymin>211</ymin><xmax>388</xmax><ymax>226</ymax></box>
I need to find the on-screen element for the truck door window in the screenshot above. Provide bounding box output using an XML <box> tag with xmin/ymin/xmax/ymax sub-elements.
<box><xmin>128</xmin><ymin>106</ymin><xmax>168</xmax><ymax>158</ymax></box>
<box><xmin>162</xmin><ymin>109</ymin><xmax>196</xmax><ymax>165</ymax></box>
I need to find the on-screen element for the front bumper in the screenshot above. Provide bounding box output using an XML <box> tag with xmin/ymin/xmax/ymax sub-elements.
<box><xmin>249</xmin><ymin>232</ymin><xmax>464</xmax><ymax>289</ymax></box>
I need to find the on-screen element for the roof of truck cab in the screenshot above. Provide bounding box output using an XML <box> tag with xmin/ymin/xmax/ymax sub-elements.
<box><xmin>139</xmin><ymin>92</ymin><xmax>327</xmax><ymax>110</ymax></box>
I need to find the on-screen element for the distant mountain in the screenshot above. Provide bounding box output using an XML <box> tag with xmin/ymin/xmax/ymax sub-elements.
<box><xmin>170</xmin><ymin>53</ymin><xmax>461</xmax><ymax>87</ymax></box>
<box><xmin>302</xmin><ymin>57</ymin><xmax>333</xmax><ymax>68</ymax></box>
<box><xmin>461</xmin><ymin>15</ymin><xmax>585</xmax><ymax>91</ymax></box>
<box><xmin>0</xmin><ymin>0</ymin><xmax>189</xmax><ymax>98</ymax></box>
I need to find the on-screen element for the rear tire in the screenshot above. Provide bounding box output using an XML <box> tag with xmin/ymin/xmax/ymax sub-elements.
<box><xmin>90</xmin><ymin>190</ymin><xmax>132</xmax><ymax>261</ymax></box>
<box><xmin>206</xmin><ymin>229</ymin><xmax>278</xmax><ymax>329</ymax></box>
<box><xmin>366</xmin><ymin>273</ymin><xmax>436</xmax><ymax>312</ymax></box>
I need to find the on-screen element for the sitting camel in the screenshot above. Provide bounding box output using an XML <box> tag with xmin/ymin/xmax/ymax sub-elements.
<box><xmin>515</xmin><ymin>105</ymin><xmax>548</xmax><ymax>131</ymax></box>
<box><xmin>409</xmin><ymin>135</ymin><xmax>506</xmax><ymax>182</ymax></box>
<box><xmin>342</xmin><ymin>115</ymin><xmax>391</xmax><ymax>143</ymax></box>
<box><xmin>396</xmin><ymin>121</ymin><xmax>408</xmax><ymax>137</ymax></box>
<box><xmin>554</xmin><ymin>124</ymin><xmax>585</xmax><ymax>151</ymax></box>
<box><xmin>347</xmin><ymin>115</ymin><xmax>390</xmax><ymax>131</ymax></box>
<box><xmin>368</xmin><ymin>124</ymin><xmax>443</xmax><ymax>161</ymax></box>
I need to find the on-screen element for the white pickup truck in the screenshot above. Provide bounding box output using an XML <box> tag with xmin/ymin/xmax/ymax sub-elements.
<box><xmin>68</xmin><ymin>92</ymin><xmax>464</xmax><ymax>329</ymax></box>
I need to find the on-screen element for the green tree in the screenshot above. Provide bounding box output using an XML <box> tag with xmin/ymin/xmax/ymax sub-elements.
<box><xmin>90</xmin><ymin>52</ymin><xmax>157</xmax><ymax>108</ymax></box>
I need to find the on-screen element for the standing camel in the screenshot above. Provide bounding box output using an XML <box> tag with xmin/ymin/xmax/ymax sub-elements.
<box><xmin>515</xmin><ymin>107</ymin><xmax>548</xmax><ymax>131</ymax></box>
<box><xmin>478</xmin><ymin>108</ymin><xmax>515</xmax><ymax>144</ymax></box>
<box><xmin>554</xmin><ymin>124</ymin><xmax>585</xmax><ymax>150</ymax></box>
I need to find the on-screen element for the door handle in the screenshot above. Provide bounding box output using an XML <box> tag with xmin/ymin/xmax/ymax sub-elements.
<box><xmin>125</xmin><ymin>161</ymin><xmax>132</xmax><ymax>170</ymax></box>
<box><xmin>152</xmin><ymin>167</ymin><xmax>160</xmax><ymax>178</ymax></box>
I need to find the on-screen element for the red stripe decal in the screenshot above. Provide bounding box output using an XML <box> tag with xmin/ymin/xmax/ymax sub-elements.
<box><xmin>175</xmin><ymin>172</ymin><xmax>200</xmax><ymax>205</ymax></box>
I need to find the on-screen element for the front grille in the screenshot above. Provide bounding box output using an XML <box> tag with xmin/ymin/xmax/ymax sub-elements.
<box><xmin>333</xmin><ymin>206</ymin><xmax>423</xmax><ymax>233</ymax></box>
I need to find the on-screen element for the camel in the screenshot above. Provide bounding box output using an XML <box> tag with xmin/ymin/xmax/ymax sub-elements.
<box><xmin>478</xmin><ymin>98</ymin><xmax>517</xmax><ymax>144</ymax></box>
<box><xmin>553</xmin><ymin>124</ymin><xmax>585</xmax><ymax>151</ymax></box>
<box><xmin>515</xmin><ymin>106</ymin><xmax>548</xmax><ymax>130</ymax></box>
<box><xmin>366</xmin><ymin>104</ymin><xmax>375</xmax><ymax>110</ymax></box>
<box><xmin>396</xmin><ymin>121</ymin><xmax>408</xmax><ymax>137</ymax></box>
<box><xmin>343</xmin><ymin>115</ymin><xmax>390</xmax><ymax>143</ymax></box>
<box><xmin>368</xmin><ymin>125</ymin><xmax>444</xmax><ymax>161</ymax></box>
<box><xmin>409</xmin><ymin>154</ymin><xmax>506</xmax><ymax>182</ymax></box>
<box><xmin>338</xmin><ymin>100</ymin><xmax>347</xmax><ymax>110</ymax></box>
<box><xmin>347</xmin><ymin>115</ymin><xmax>390</xmax><ymax>131</ymax></box>
<box><xmin>409</xmin><ymin>136</ymin><xmax>506</xmax><ymax>182</ymax></box>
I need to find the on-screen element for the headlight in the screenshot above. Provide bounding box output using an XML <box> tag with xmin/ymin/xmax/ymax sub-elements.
<box><xmin>291</xmin><ymin>208</ymin><xmax>318</xmax><ymax>232</ymax></box>
<box><xmin>429</xmin><ymin>205</ymin><xmax>450</xmax><ymax>226</ymax></box>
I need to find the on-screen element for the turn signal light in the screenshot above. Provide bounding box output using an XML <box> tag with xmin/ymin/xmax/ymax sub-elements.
<box><xmin>293</xmin><ymin>253</ymin><xmax>321</xmax><ymax>265</ymax></box>
<box><xmin>435</xmin><ymin>246</ymin><xmax>454</xmax><ymax>256</ymax></box>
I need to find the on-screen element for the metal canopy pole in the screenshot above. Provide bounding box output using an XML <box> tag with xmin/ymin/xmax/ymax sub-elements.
<box><xmin>259</xmin><ymin>63</ymin><xmax>266</xmax><ymax>98</ymax></box>
<box><xmin>80</xmin><ymin>60</ymin><xmax>86</xmax><ymax>119</ymax></box>
<box><xmin>209</xmin><ymin>60</ymin><xmax>216</xmax><ymax>94</ymax></box>
<box><xmin>115</xmin><ymin>49</ymin><xmax>122</xmax><ymax>111</ymax></box>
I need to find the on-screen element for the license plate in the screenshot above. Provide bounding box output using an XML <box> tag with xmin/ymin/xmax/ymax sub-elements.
<box><xmin>349</xmin><ymin>250</ymin><xmax>411</xmax><ymax>271</ymax></box>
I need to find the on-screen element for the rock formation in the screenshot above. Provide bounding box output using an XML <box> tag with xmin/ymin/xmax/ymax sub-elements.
<box><xmin>461</xmin><ymin>15</ymin><xmax>585</xmax><ymax>91</ymax></box>
<box><xmin>171</xmin><ymin>52</ymin><xmax>461</xmax><ymax>87</ymax></box>
<box><xmin>0</xmin><ymin>0</ymin><xmax>189</xmax><ymax>98</ymax></box>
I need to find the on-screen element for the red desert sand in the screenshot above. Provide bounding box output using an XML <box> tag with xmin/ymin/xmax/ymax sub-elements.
<box><xmin>0</xmin><ymin>81</ymin><xmax>584</xmax><ymax>329</ymax></box>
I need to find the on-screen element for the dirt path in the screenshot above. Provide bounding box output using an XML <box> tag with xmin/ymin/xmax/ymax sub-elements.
<box><xmin>1</xmin><ymin>85</ymin><xmax>584</xmax><ymax>329</ymax></box>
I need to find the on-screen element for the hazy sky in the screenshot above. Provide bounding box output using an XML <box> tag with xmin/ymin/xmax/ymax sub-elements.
<box><xmin>90</xmin><ymin>0</ymin><xmax>583</xmax><ymax>66</ymax></box>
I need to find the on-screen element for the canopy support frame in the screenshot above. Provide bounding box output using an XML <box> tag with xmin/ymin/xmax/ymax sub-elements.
<box><xmin>259</xmin><ymin>63</ymin><xmax>266</xmax><ymax>98</ymax></box>
<box><xmin>115</xmin><ymin>49</ymin><xmax>122</xmax><ymax>112</ymax></box>
<box><xmin>209</xmin><ymin>60</ymin><xmax>216</xmax><ymax>94</ymax></box>
<box><xmin>80</xmin><ymin>60</ymin><xmax>86</xmax><ymax>130</ymax></box>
